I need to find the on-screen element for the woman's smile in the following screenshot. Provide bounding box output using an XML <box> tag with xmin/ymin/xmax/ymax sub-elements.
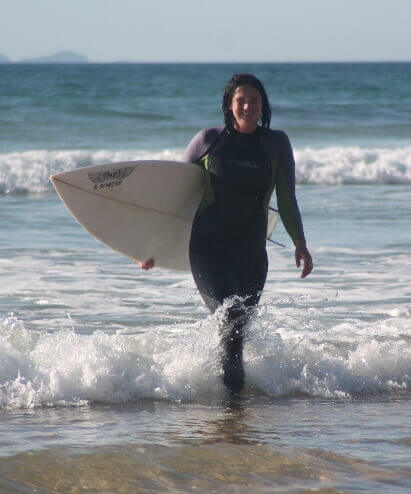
<box><xmin>230</xmin><ymin>85</ymin><xmax>262</xmax><ymax>133</ymax></box>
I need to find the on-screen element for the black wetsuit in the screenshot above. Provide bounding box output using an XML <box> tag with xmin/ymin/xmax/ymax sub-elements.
<box><xmin>183</xmin><ymin>126</ymin><xmax>304</xmax><ymax>393</ymax></box>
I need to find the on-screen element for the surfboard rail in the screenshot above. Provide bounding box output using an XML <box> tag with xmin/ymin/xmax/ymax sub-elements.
<box><xmin>51</xmin><ymin>160</ymin><xmax>279</xmax><ymax>271</ymax></box>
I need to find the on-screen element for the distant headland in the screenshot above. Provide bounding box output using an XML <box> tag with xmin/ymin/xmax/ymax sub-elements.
<box><xmin>0</xmin><ymin>51</ymin><xmax>88</xmax><ymax>64</ymax></box>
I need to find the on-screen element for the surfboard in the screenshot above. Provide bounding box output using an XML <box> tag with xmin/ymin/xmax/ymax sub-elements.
<box><xmin>50</xmin><ymin>160</ymin><xmax>278</xmax><ymax>271</ymax></box>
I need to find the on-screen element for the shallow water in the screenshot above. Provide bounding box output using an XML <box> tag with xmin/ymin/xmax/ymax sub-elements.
<box><xmin>0</xmin><ymin>63</ymin><xmax>410</xmax><ymax>492</ymax></box>
<box><xmin>1</xmin><ymin>187</ymin><xmax>410</xmax><ymax>491</ymax></box>
<box><xmin>1</xmin><ymin>397</ymin><xmax>410</xmax><ymax>492</ymax></box>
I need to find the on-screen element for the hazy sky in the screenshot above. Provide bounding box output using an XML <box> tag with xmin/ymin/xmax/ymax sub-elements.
<box><xmin>1</xmin><ymin>0</ymin><xmax>410</xmax><ymax>62</ymax></box>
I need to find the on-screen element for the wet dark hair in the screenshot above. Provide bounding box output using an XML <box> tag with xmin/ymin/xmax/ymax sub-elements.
<box><xmin>222</xmin><ymin>73</ymin><xmax>271</xmax><ymax>132</ymax></box>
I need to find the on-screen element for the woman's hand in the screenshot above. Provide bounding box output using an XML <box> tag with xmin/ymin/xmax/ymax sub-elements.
<box><xmin>133</xmin><ymin>258</ymin><xmax>155</xmax><ymax>270</ymax></box>
<box><xmin>294</xmin><ymin>239</ymin><xmax>313</xmax><ymax>278</ymax></box>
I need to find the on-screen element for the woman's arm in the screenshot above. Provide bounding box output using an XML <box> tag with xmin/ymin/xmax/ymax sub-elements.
<box><xmin>294</xmin><ymin>238</ymin><xmax>313</xmax><ymax>278</ymax></box>
<box><xmin>182</xmin><ymin>127</ymin><xmax>225</xmax><ymax>163</ymax></box>
<box><xmin>276</xmin><ymin>132</ymin><xmax>313</xmax><ymax>278</ymax></box>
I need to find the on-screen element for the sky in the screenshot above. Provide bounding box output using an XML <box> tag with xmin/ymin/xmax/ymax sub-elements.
<box><xmin>1</xmin><ymin>0</ymin><xmax>410</xmax><ymax>62</ymax></box>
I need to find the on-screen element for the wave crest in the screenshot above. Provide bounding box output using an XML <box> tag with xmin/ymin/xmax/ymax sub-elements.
<box><xmin>0</xmin><ymin>149</ymin><xmax>184</xmax><ymax>194</ymax></box>
<box><xmin>1</xmin><ymin>146</ymin><xmax>410</xmax><ymax>194</ymax></box>
<box><xmin>1</xmin><ymin>312</ymin><xmax>409</xmax><ymax>408</ymax></box>
<box><xmin>295</xmin><ymin>146</ymin><xmax>411</xmax><ymax>185</ymax></box>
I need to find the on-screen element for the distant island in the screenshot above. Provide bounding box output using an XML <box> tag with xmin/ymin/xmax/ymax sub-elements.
<box><xmin>22</xmin><ymin>51</ymin><xmax>88</xmax><ymax>64</ymax></box>
<box><xmin>0</xmin><ymin>51</ymin><xmax>88</xmax><ymax>64</ymax></box>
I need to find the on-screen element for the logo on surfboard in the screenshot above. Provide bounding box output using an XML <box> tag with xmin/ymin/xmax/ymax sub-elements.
<box><xmin>87</xmin><ymin>166</ymin><xmax>137</xmax><ymax>190</ymax></box>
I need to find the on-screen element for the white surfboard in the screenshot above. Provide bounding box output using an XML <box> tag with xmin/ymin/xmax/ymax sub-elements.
<box><xmin>50</xmin><ymin>160</ymin><xmax>278</xmax><ymax>271</ymax></box>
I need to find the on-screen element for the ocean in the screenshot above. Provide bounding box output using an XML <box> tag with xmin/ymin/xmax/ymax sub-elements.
<box><xmin>0</xmin><ymin>63</ymin><xmax>410</xmax><ymax>492</ymax></box>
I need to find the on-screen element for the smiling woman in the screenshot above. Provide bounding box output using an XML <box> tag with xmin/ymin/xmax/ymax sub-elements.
<box><xmin>0</xmin><ymin>61</ymin><xmax>410</xmax><ymax>494</ymax></box>
<box><xmin>222</xmin><ymin>74</ymin><xmax>271</xmax><ymax>134</ymax></box>
<box><xmin>229</xmin><ymin>85</ymin><xmax>262</xmax><ymax>133</ymax></box>
<box><xmin>178</xmin><ymin>73</ymin><xmax>313</xmax><ymax>394</ymax></box>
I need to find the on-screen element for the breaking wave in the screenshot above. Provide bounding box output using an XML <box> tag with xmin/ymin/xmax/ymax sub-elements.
<box><xmin>1</xmin><ymin>308</ymin><xmax>409</xmax><ymax>409</ymax></box>
<box><xmin>1</xmin><ymin>146</ymin><xmax>411</xmax><ymax>194</ymax></box>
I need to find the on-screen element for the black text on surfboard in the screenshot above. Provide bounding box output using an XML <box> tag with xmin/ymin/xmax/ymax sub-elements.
<box><xmin>87</xmin><ymin>166</ymin><xmax>137</xmax><ymax>190</ymax></box>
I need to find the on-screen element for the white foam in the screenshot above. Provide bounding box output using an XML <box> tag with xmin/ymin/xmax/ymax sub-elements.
<box><xmin>0</xmin><ymin>149</ymin><xmax>184</xmax><ymax>194</ymax></box>
<box><xmin>295</xmin><ymin>146</ymin><xmax>411</xmax><ymax>185</ymax></box>
<box><xmin>1</xmin><ymin>146</ymin><xmax>411</xmax><ymax>193</ymax></box>
<box><xmin>1</xmin><ymin>304</ymin><xmax>409</xmax><ymax>408</ymax></box>
<box><xmin>0</xmin><ymin>313</ymin><xmax>223</xmax><ymax>408</ymax></box>
<box><xmin>246</xmin><ymin>305</ymin><xmax>410</xmax><ymax>398</ymax></box>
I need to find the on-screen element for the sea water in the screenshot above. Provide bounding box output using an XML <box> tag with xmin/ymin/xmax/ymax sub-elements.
<box><xmin>0</xmin><ymin>63</ymin><xmax>410</xmax><ymax>492</ymax></box>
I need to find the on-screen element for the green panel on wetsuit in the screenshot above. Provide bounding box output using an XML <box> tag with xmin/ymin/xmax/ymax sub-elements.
<box><xmin>193</xmin><ymin>129</ymin><xmax>271</xmax><ymax>242</ymax></box>
<box><xmin>194</xmin><ymin>136</ymin><xmax>303</xmax><ymax>243</ymax></box>
<box><xmin>196</xmin><ymin>154</ymin><xmax>215</xmax><ymax>216</ymax></box>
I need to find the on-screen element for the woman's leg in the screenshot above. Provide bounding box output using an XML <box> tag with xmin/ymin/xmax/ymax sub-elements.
<box><xmin>221</xmin><ymin>247</ymin><xmax>268</xmax><ymax>393</ymax></box>
<box><xmin>190</xmin><ymin>247</ymin><xmax>246</xmax><ymax>393</ymax></box>
<box><xmin>190</xmin><ymin>245</ymin><xmax>267</xmax><ymax>393</ymax></box>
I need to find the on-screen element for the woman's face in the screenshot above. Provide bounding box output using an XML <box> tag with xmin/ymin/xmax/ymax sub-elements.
<box><xmin>230</xmin><ymin>84</ymin><xmax>262</xmax><ymax>133</ymax></box>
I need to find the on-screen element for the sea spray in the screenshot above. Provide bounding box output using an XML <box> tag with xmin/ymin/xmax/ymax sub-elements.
<box><xmin>246</xmin><ymin>302</ymin><xmax>410</xmax><ymax>398</ymax></box>
<box><xmin>0</xmin><ymin>313</ymin><xmax>223</xmax><ymax>408</ymax></box>
<box><xmin>1</xmin><ymin>304</ymin><xmax>409</xmax><ymax>409</ymax></box>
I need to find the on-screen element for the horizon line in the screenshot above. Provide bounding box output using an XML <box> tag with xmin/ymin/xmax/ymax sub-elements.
<box><xmin>2</xmin><ymin>59</ymin><xmax>411</xmax><ymax>64</ymax></box>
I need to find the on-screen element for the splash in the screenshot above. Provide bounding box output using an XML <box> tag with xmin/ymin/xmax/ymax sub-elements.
<box><xmin>1</xmin><ymin>306</ymin><xmax>409</xmax><ymax>408</ymax></box>
<box><xmin>246</xmin><ymin>301</ymin><xmax>410</xmax><ymax>398</ymax></box>
<box><xmin>0</xmin><ymin>313</ymin><xmax>222</xmax><ymax>408</ymax></box>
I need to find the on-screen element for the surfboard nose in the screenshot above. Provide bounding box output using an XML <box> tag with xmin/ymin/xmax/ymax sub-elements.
<box><xmin>50</xmin><ymin>160</ymin><xmax>205</xmax><ymax>271</ymax></box>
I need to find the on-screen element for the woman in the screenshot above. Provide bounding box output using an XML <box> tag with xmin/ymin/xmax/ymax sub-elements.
<box><xmin>142</xmin><ymin>73</ymin><xmax>313</xmax><ymax>394</ymax></box>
